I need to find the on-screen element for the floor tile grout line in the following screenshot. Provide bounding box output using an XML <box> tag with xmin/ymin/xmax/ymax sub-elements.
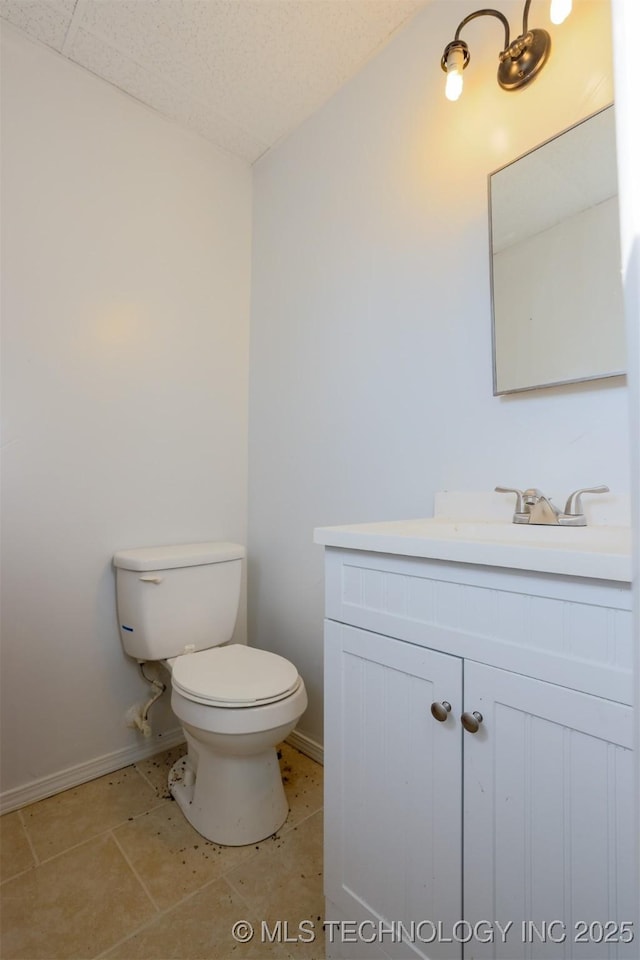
<box><xmin>223</xmin><ymin>871</ymin><xmax>263</xmax><ymax>919</ymax></box>
<box><xmin>132</xmin><ymin>759</ymin><xmax>174</xmax><ymax>796</ymax></box>
<box><xmin>92</xmin><ymin>888</ymin><xmax>198</xmax><ymax>959</ymax></box>
<box><xmin>0</xmin><ymin>863</ymin><xmax>38</xmax><ymax>887</ymax></box>
<box><xmin>109</xmin><ymin>829</ymin><xmax>162</xmax><ymax>914</ymax></box>
<box><xmin>16</xmin><ymin>806</ymin><xmax>41</xmax><ymax>866</ymax></box>
<box><xmin>91</xmin><ymin>898</ymin><xmax>173</xmax><ymax>960</ymax></box>
<box><xmin>91</xmin><ymin>872</ymin><xmax>255</xmax><ymax>958</ymax></box>
<box><xmin>277</xmin><ymin>804</ymin><xmax>323</xmax><ymax>839</ymax></box>
<box><xmin>13</xmin><ymin>797</ymin><xmax>172</xmax><ymax>869</ymax></box>
<box><xmin>222</xmin><ymin>873</ymin><xmax>279</xmax><ymax>949</ymax></box>
<box><xmin>130</xmin><ymin>762</ymin><xmax>160</xmax><ymax>795</ymax></box>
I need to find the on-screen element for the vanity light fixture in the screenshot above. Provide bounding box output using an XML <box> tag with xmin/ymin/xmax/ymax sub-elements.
<box><xmin>441</xmin><ymin>0</ymin><xmax>571</xmax><ymax>102</ymax></box>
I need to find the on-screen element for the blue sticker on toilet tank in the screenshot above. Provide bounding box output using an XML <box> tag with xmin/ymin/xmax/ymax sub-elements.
<box><xmin>121</xmin><ymin>624</ymin><xmax>134</xmax><ymax>632</ymax></box>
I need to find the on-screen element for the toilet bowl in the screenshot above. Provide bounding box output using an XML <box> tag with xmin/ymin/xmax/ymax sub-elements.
<box><xmin>113</xmin><ymin>541</ymin><xmax>307</xmax><ymax>847</ymax></box>
<box><xmin>166</xmin><ymin>644</ymin><xmax>308</xmax><ymax>845</ymax></box>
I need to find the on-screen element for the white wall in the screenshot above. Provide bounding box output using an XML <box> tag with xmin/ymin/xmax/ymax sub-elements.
<box><xmin>0</xmin><ymin>26</ymin><xmax>252</xmax><ymax>803</ymax></box>
<box><xmin>248</xmin><ymin>0</ymin><xmax>627</xmax><ymax>746</ymax></box>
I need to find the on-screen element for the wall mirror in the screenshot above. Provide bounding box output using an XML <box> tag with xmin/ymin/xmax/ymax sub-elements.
<box><xmin>489</xmin><ymin>105</ymin><xmax>625</xmax><ymax>395</ymax></box>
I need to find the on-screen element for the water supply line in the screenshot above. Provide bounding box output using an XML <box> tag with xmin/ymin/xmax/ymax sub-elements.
<box><xmin>127</xmin><ymin>663</ymin><xmax>166</xmax><ymax>737</ymax></box>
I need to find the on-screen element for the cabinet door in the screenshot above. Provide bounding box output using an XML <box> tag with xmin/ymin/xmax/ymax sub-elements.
<box><xmin>463</xmin><ymin>661</ymin><xmax>636</xmax><ymax>960</ymax></box>
<box><xmin>325</xmin><ymin>621</ymin><xmax>463</xmax><ymax>960</ymax></box>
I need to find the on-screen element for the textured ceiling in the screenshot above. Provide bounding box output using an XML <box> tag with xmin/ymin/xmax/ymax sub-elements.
<box><xmin>0</xmin><ymin>0</ymin><xmax>427</xmax><ymax>162</ymax></box>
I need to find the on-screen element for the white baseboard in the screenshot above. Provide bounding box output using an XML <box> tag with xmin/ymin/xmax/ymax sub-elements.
<box><xmin>1</xmin><ymin>725</ymin><xmax>321</xmax><ymax>815</ymax></box>
<box><xmin>0</xmin><ymin>727</ymin><xmax>186</xmax><ymax>815</ymax></box>
<box><xmin>285</xmin><ymin>728</ymin><xmax>324</xmax><ymax>765</ymax></box>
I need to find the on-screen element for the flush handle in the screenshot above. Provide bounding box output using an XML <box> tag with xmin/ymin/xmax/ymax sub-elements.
<box><xmin>461</xmin><ymin>711</ymin><xmax>483</xmax><ymax>733</ymax></box>
<box><xmin>139</xmin><ymin>575</ymin><xmax>163</xmax><ymax>584</ymax></box>
<box><xmin>430</xmin><ymin>701</ymin><xmax>452</xmax><ymax>722</ymax></box>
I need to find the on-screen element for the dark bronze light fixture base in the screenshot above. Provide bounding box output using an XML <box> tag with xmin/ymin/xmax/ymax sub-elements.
<box><xmin>440</xmin><ymin>2</ymin><xmax>559</xmax><ymax>99</ymax></box>
<box><xmin>497</xmin><ymin>28</ymin><xmax>551</xmax><ymax>90</ymax></box>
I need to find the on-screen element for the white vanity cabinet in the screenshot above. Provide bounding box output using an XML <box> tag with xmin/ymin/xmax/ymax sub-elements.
<box><xmin>320</xmin><ymin>545</ymin><xmax>635</xmax><ymax>960</ymax></box>
<box><xmin>325</xmin><ymin>620</ymin><xmax>464</xmax><ymax>960</ymax></box>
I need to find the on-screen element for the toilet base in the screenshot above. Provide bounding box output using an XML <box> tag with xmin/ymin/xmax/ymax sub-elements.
<box><xmin>168</xmin><ymin>745</ymin><xmax>289</xmax><ymax>846</ymax></box>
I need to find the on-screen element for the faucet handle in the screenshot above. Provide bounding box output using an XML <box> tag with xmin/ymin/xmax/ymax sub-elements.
<box><xmin>563</xmin><ymin>484</ymin><xmax>609</xmax><ymax>516</ymax></box>
<box><xmin>495</xmin><ymin>486</ymin><xmax>525</xmax><ymax>511</ymax></box>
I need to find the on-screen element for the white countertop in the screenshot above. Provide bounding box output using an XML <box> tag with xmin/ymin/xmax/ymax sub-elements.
<box><xmin>314</xmin><ymin>493</ymin><xmax>632</xmax><ymax>582</ymax></box>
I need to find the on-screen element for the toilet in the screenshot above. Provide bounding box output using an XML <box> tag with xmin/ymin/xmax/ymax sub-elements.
<box><xmin>113</xmin><ymin>541</ymin><xmax>307</xmax><ymax>846</ymax></box>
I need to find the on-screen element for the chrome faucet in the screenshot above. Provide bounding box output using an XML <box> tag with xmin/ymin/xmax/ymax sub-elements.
<box><xmin>495</xmin><ymin>485</ymin><xmax>609</xmax><ymax>526</ymax></box>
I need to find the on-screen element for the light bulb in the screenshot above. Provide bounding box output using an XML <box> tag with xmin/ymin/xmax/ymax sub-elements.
<box><xmin>445</xmin><ymin>46</ymin><xmax>465</xmax><ymax>102</ymax></box>
<box><xmin>550</xmin><ymin>0</ymin><xmax>572</xmax><ymax>25</ymax></box>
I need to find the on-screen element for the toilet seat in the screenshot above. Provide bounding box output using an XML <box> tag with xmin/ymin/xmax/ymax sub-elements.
<box><xmin>170</xmin><ymin>644</ymin><xmax>300</xmax><ymax>707</ymax></box>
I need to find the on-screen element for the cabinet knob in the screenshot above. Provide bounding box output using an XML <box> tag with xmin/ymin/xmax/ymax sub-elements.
<box><xmin>430</xmin><ymin>701</ymin><xmax>452</xmax><ymax>722</ymax></box>
<box><xmin>461</xmin><ymin>711</ymin><xmax>483</xmax><ymax>733</ymax></box>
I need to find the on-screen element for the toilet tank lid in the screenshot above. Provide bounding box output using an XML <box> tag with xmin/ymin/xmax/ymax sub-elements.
<box><xmin>113</xmin><ymin>542</ymin><xmax>245</xmax><ymax>571</ymax></box>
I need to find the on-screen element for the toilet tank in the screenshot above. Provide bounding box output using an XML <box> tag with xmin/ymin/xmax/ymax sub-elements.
<box><xmin>113</xmin><ymin>542</ymin><xmax>244</xmax><ymax>662</ymax></box>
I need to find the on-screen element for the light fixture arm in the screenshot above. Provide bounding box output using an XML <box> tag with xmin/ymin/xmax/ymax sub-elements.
<box><xmin>441</xmin><ymin>0</ymin><xmax>553</xmax><ymax>95</ymax></box>
<box><xmin>452</xmin><ymin>8</ymin><xmax>511</xmax><ymax>51</ymax></box>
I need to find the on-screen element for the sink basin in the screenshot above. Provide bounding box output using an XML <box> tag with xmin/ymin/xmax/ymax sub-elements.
<box><xmin>314</xmin><ymin>517</ymin><xmax>631</xmax><ymax>581</ymax></box>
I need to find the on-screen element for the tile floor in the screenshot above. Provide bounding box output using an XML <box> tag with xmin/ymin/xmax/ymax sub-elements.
<box><xmin>0</xmin><ymin>744</ymin><xmax>324</xmax><ymax>960</ymax></box>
